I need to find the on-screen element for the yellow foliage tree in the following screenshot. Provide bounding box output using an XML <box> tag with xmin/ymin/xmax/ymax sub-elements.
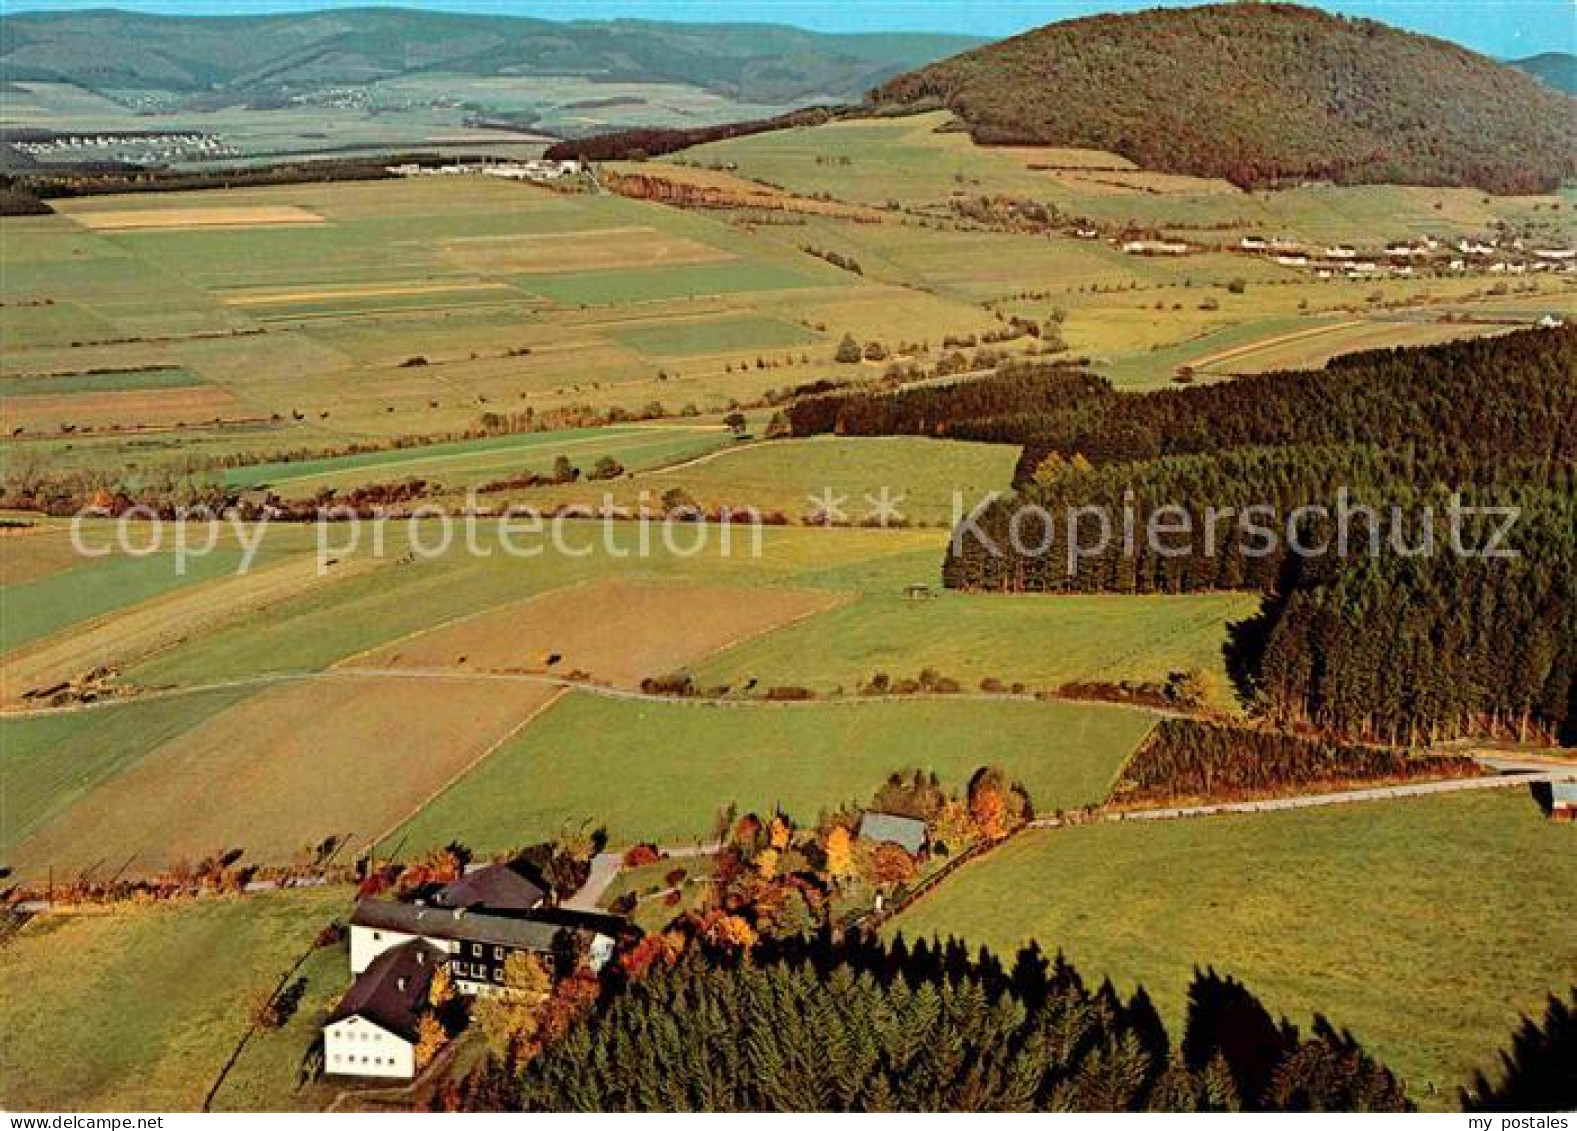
<box><xmin>472</xmin><ymin>952</ymin><xmax>550</xmax><ymax>1059</ymax></box>
<box><xmin>970</xmin><ymin>781</ymin><xmax>1009</xmax><ymax>841</ymax></box>
<box><xmin>413</xmin><ymin>1012</ymin><xmax>447</xmax><ymax>1071</ymax></box>
<box><xmin>824</xmin><ymin>825</ymin><xmax>855</xmax><ymax>884</ymax></box>
<box><xmin>427</xmin><ymin>965</ymin><xmax>456</xmax><ymax>1010</ymax></box>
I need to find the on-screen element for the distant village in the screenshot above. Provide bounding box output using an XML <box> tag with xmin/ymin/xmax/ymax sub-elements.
<box><xmin>1117</xmin><ymin>230</ymin><xmax>1576</xmax><ymax>281</ymax></box>
<box><xmin>10</xmin><ymin>131</ymin><xmax>240</xmax><ymax>165</ymax></box>
<box><xmin>386</xmin><ymin>158</ymin><xmax>583</xmax><ymax>183</ymax></box>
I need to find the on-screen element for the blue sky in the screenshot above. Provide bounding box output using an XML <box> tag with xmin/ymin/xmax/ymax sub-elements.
<box><xmin>2</xmin><ymin>1</ymin><xmax>1572</xmax><ymax>58</ymax></box>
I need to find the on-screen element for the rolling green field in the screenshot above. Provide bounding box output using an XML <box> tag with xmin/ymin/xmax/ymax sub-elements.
<box><xmin>889</xmin><ymin>791</ymin><xmax>1577</xmax><ymax>1107</ymax></box>
<box><xmin>0</xmin><ymin>686</ymin><xmax>252</xmax><ymax>857</ymax></box>
<box><xmin>396</xmin><ymin>691</ymin><xmax>1154</xmax><ymax>853</ymax></box>
<box><xmin>225</xmin><ymin>421</ymin><xmax>734</xmax><ymax>496</ymax></box>
<box><xmin>2</xmin><ymin>521</ymin><xmax>1245</xmax><ymax>880</ymax></box>
<box><xmin>491</xmin><ymin>434</ymin><xmax>1020</xmax><ymax>525</ymax></box>
<box><xmin>0</xmin><ymin>887</ymin><xmax>350</xmax><ymax>1111</ymax></box>
<box><xmin>694</xmin><ymin>583</ymin><xmax>1254</xmax><ymax>708</ymax></box>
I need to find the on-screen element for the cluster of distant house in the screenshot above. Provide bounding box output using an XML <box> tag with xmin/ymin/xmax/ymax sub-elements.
<box><xmin>386</xmin><ymin>159</ymin><xmax>582</xmax><ymax>183</ymax></box>
<box><xmin>1235</xmin><ymin>234</ymin><xmax>1576</xmax><ymax>279</ymax></box>
<box><xmin>326</xmin><ymin>862</ymin><xmax>620</xmax><ymax>1080</ymax></box>
<box><xmin>1106</xmin><ymin>229</ymin><xmax>1575</xmax><ymax>281</ymax></box>
<box><xmin>12</xmin><ymin>131</ymin><xmax>238</xmax><ymax>164</ymax></box>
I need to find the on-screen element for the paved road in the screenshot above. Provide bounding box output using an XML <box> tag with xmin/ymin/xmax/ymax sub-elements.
<box><xmin>563</xmin><ymin>842</ymin><xmax>721</xmax><ymax>911</ymax></box>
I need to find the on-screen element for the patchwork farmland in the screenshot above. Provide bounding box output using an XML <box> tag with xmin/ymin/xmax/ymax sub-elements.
<box><xmin>1</xmin><ymin>72</ymin><xmax>1572</xmax><ymax>1115</ymax></box>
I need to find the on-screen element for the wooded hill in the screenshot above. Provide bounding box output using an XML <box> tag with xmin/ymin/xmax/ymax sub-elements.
<box><xmin>868</xmin><ymin>3</ymin><xmax>1574</xmax><ymax>193</ymax></box>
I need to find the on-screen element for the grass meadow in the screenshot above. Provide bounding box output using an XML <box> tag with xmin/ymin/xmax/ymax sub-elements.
<box><xmin>0</xmin><ymin>887</ymin><xmax>350</xmax><ymax>1111</ymax></box>
<box><xmin>395</xmin><ymin>691</ymin><xmax>1155</xmax><ymax>853</ymax></box>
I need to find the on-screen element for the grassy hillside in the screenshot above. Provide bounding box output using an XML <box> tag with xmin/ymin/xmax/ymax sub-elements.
<box><xmin>870</xmin><ymin>2</ymin><xmax>1573</xmax><ymax>193</ymax></box>
<box><xmin>0</xmin><ymin>888</ymin><xmax>348</xmax><ymax>1111</ymax></box>
<box><xmin>890</xmin><ymin>790</ymin><xmax>1577</xmax><ymax>1107</ymax></box>
<box><xmin>0</xmin><ymin>9</ymin><xmax>979</xmax><ymax>108</ymax></box>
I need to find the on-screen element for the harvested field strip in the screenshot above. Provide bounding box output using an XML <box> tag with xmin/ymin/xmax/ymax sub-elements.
<box><xmin>0</xmin><ymin>385</ymin><xmax>247</xmax><ymax>428</ymax></box>
<box><xmin>5</xmin><ymin>675</ymin><xmax>563</xmax><ymax>879</ymax></box>
<box><xmin>439</xmin><ymin>227</ymin><xmax>734</xmax><ymax>273</ymax></box>
<box><xmin>342</xmin><ymin>576</ymin><xmax>846</xmax><ymax>689</ymax></box>
<box><xmin>0</xmin><ymin>685</ymin><xmax>252</xmax><ymax>857</ymax></box>
<box><xmin>66</xmin><ymin>206</ymin><xmax>325</xmax><ymax>231</ymax></box>
<box><xmin>221</xmin><ymin>281</ymin><xmax>518</xmax><ymax>307</ymax></box>
<box><xmin>0</xmin><ymin>554</ymin><xmax>378</xmax><ymax>706</ymax></box>
<box><xmin>1188</xmin><ymin>319</ymin><xmax>1365</xmax><ymax>370</ymax></box>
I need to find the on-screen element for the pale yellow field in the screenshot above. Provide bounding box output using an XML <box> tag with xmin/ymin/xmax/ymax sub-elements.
<box><xmin>438</xmin><ymin>226</ymin><xmax>735</xmax><ymax>273</ymax></box>
<box><xmin>65</xmin><ymin>205</ymin><xmax>325</xmax><ymax>231</ymax></box>
<box><xmin>220</xmin><ymin>281</ymin><xmax>517</xmax><ymax>307</ymax></box>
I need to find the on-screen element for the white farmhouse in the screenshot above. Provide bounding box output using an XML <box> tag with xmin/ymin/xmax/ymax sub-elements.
<box><xmin>324</xmin><ymin>939</ymin><xmax>443</xmax><ymax>1079</ymax></box>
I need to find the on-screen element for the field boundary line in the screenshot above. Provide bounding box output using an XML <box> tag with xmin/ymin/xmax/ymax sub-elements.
<box><xmin>1191</xmin><ymin>318</ymin><xmax>1365</xmax><ymax>371</ymax></box>
<box><xmin>326</xmin><ymin>575</ymin><xmax>610</xmax><ymax>670</ymax></box>
<box><xmin>361</xmin><ymin>685</ymin><xmax>570</xmax><ymax>858</ymax></box>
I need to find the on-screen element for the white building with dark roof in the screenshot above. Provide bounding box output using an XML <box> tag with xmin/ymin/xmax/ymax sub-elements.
<box><xmin>324</xmin><ymin>939</ymin><xmax>444</xmax><ymax>1079</ymax></box>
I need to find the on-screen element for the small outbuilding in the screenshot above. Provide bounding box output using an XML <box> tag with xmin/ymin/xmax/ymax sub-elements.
<box><xmin>1550</xmin><ymin>782</ymin><xmax>1577</xmax><ymax>822</ymax></box>
<box><xmin>858</xmin><ymin>812</ymin><xmax>927</xmax><ymax>856</ymax></box>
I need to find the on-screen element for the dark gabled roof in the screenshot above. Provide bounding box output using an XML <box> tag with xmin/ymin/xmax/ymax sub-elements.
<box><xmin>432</xmin><ymin>862</ymin><xmax>546</xmax><ymax>914</ymax></box>
<box><xmin>516</xmin><ymin>905</ymin><xmax>635</xmax><ymax>941</ymax></box>
<box><xmin>351</xmin><ymin>898</ymin><xmax>569</xmax><ymax>951</ymax></box>
<box><xmin>326</xmin><ymin>939</ymin><xmax>442</xmax><ymax>1043</ymax></box>
<box><xmin>857</xmin><ymin>811</ymin><xmax>927</xmax><ymax>855</ymax></box>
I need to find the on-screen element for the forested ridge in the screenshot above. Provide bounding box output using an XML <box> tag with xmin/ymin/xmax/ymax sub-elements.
<box><xmin>807</xmin><ymin>328</ymin><xmax>1576</xmax><ymax>745</ymax></box>
<box><xmin>868</xmin><ymin>2</ymin><xmax>1574</xmax><ymax>193</ymax></box>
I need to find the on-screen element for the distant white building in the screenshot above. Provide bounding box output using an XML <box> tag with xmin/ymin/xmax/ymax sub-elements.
<box><xmin>1121</xmin><ymin>239</ymin><xmax>1191</xmax><ymax>256</ymax></box>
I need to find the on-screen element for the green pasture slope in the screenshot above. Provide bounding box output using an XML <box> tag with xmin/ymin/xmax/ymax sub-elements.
<box><xmin>395</xmin><ymin>691</ymin><xmax>1154</xmax><ymax>852</ymax></box>
<box><xmin>0</xmin><ymin>887</ymin><xmax>349</xmax><ymax>1111</ymax></box>
<box><xmin>889</xmin><ymin>790</ymin><xmax>1577</xmax><ymax>1107</ymax></box>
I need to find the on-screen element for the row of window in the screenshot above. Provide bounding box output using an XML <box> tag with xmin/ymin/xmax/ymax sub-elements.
<box><xmin>331</xmin><ymin>1053</ymin><xmax>397</xmax><ymax>1067</ymax></box>
<box><xmin>454</xmin><ymin>960</ymin><xmax>507</xmax><ymax>984</ymax></box>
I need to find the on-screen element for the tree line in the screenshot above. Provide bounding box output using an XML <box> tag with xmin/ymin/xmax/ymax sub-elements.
<box><xmin>1109</xmin><ymin>718</ymin><xmax>1481</xmax><ymax>806</ymax></box>
<box><xmin>920</xmin><ymin>329</ymin><xmax>1575</xmax><ymax>745</ymax></box>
